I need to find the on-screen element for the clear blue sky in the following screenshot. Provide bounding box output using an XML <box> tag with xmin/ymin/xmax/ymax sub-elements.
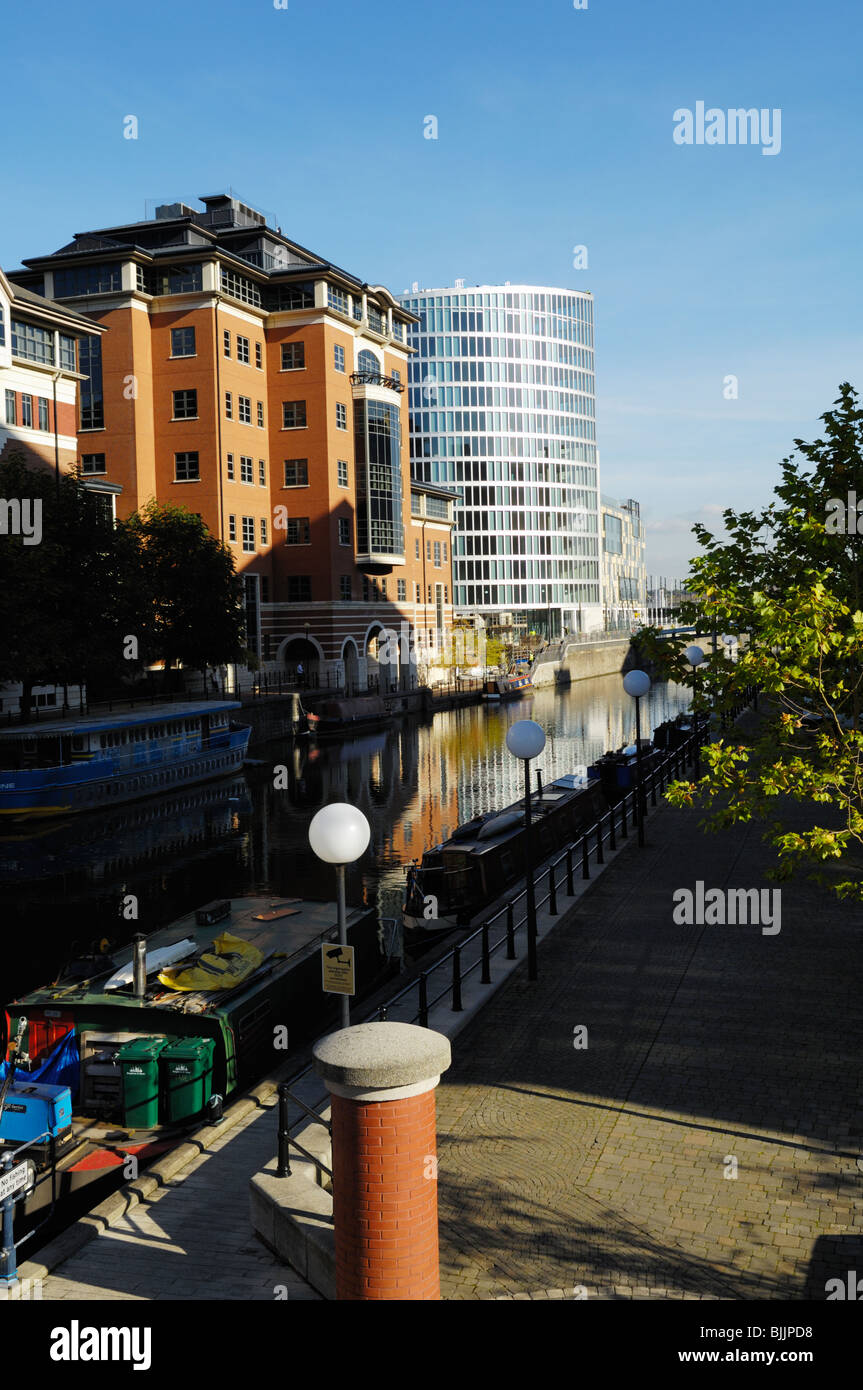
<box><xmin>5</xmin><ymin>0</ymin><xmax>862</xmax><ymax>577</ymax></box>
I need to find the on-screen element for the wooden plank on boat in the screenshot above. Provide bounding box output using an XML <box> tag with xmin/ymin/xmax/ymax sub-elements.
<box><xmin>251</xmin><ymin>900</ymin><xmax>301</xmax><ymax>921</ymax></box>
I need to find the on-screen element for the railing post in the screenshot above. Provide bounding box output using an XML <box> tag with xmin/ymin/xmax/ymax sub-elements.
<box><xmin>581</xmin><ymin>833</ymin><xmax>590</xmax><ymax>880</ymax></box>
<box><xmin>548</xmin><ymin>864</ymin><xmax>558</xmax><ymax>915</ymax></box>
<box><xmin>451</xmin><ymin>946</ymin><xmax>463</xmax><ymax>1011</ymax></box>
<box><xmin>565</xmin><ymin>847</ymin><xmax>575</xmax><ymax>895</ymax></box>
<box><xmin>276</xmin><ymin>1082</ymin><xmax>292</xmax><ymax>1178</ymax></box>
<box><xmin>506</xmin><ymin>902</ymin><xmax>516</xmax><ymax>958</ymax></box>
<box><xmin>480</xmin><ymin>921</ymin><xmax>492</xmax><ymax>983</ymax></box>
<box><xmin>620</xmin><ymin>793</ymin><xmax>628</xmax><ymax>838</ymax></box>
<box><xmin>419</xmin><ymin>972</ymin><xmax>429</xmax><ymax>1027</ymax></box>
<box><xmin>608</xmin><ymin>804</ymin><xmax>616</xmax><ymax>850</ymax></box>
<box><xmin>650</xmin><ymin>770</ymin><xmax>657</xmax><ymax>806</ymax></box>
<box><xmin>596</xmin><ymin>819</ymin><xmax>604</xmax><ymax>864</ymax></box>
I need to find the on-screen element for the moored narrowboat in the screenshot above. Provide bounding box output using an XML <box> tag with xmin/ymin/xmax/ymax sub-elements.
<box><xmin>1</xmin><ymin>895</ymin><xmax>379</xmax><ymax>1243</ymax></box>
<box><xmin>0</xmin><ymin>702</ymin><xmax>251</xmax><ymax>821</ymax></box>
<box><xmin>404</xmin><ymin>772</ymin><xmax>607</xmax><ymax>933</ymax></box>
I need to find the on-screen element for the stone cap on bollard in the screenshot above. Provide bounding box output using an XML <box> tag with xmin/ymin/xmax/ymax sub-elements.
<box><xmin>313</xmin><ymin>1021</ymin><xmax>452</xmax><ymax>1102</ymax></box>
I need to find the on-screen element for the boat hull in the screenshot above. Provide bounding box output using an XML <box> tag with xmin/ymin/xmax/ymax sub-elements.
<box><xmin>0</xmin><ymin>725</ymin><xmax>251</xmax><ymax>820</ymax></box>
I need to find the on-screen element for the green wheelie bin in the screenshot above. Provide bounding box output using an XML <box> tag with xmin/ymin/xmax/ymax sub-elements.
<box><xmin>159</xmin><ymin>1037</ymin><xmax>216</xmax><ymax>1124</ymax></box>
<box><xmin>118</xmin><ymin>1036</ymin><xmax>173</xmax><ymax>1129</ymax></box>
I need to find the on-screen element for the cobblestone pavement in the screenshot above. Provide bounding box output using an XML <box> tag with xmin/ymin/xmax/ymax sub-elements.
<box><xmin>37</xmin><ymin>1096</ymin><xmax>320</xmax><ymax>1301</ymax></box>
<box><xmin>435</xmin><ymin>802</ymin><xmax>863</xmax><ymax>1300</ymax></box>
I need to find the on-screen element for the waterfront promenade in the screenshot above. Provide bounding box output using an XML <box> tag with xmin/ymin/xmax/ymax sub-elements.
<box><xmin>23</xmin><ymin>719</ymin><xmax>863</xmax><ymax>1301</ymax></box>
<box><xmin>434</xmin><ymin>791</ymin><xmax>863</xmax><ymax>1299</ymax></box>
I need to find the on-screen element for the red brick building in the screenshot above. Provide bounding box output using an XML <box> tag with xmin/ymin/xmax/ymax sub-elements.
<box><xmin>10</xmin><ymin>194</ymin><xmax>456</xmax><ymax>691</ymax></box>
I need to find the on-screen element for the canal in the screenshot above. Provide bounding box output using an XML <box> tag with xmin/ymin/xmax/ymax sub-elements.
<box><xmin>1</xmin><ymin>674</ymin><xmax>692</xmax><ymax>1002</ymax></box>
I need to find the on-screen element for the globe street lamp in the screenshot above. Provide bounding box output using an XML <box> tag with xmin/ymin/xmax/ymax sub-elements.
<box><xmin>684</xmin><ymin>644</ymin><xmax>705</xmax><ymax>778</ymax></box>
<box><xmin>308</xmin><ymin>803</ymin><xmax>370</xmax><ymax>1028</ymax></box>
<box><xmin>506</xmin><ymin>719</ymin><xmax>546</xmax><ymax>981</ymax></box>
<box><xmin>623</xmin><ymin>668</ymin><xmax>651</xmax><ymax>846</ymax></box>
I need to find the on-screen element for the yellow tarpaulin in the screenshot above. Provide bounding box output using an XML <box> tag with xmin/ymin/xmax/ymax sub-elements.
<box><xmin>158</xmin><ymin>931</ymin><xmax>263</xmax><ymax>992</ymax></box>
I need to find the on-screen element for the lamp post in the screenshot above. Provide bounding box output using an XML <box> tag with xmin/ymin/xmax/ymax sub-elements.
<box><xmin>623</xmin><ymin>668</ymin><xmax>651</xmax><ymax>846</ymax></box>
<box><xmin>308</xmin><ymin>803</ymin><xmax>371</xmax><ymax>1029</ymax></box>
<box><xmin>505</xmin><ymin>719</ymin><xmax>546</xmax><ymax>981</ymax></box>
<box><xmin>684</xmin><ymin>644</ymin><xmax>705</xmax><ymax>778</ymax></box>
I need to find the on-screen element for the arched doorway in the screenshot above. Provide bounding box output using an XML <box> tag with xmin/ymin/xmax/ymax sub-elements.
<box><xmin>279</xmin><ymin>635</ymin><xmax>322</xmax><ymax>690</ymax></box>
<box><xmin>365</xmin><ymin>623</ymin><xmax>397</xmax><ymax>694</ymax></box>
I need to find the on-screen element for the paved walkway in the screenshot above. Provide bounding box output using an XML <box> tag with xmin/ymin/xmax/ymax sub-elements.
<box><xmin>434</xmin><ymin>798</ymin><xmax>863</xmax><ymax>1300</ymax></box>
<box><xmin>37</xmin><ymin>1095</ymin><xmax>320</xmax><ymax>1301</ymax></box>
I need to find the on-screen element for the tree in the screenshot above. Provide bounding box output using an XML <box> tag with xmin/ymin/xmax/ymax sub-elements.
<box><xmin>0</xmin><ymin>452</ymin><xmax>137</xmax><ymax>718</ymax></box>
<box><xmin>639</xmin><ymin>384</ymin><xmax>863</xmax><ymax>899</ymax></box>
<box><xmin>124</xmin><ymin>501</ymin><xmax>246</xmax><ymax>685</ymax></box>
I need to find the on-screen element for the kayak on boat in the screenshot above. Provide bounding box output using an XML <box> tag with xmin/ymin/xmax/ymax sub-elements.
<box><xmin>104</xmin><ymin>938</ymin><xmax>197</xmax><ymax>991</ymax></box>
<box><xmin>158</xmin><ymin>932</ymin><xmax>263</xmax><ymax>992</ymax></box>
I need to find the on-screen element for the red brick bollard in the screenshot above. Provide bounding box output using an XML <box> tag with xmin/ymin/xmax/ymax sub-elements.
<box><xmin>313</xmin><ymin>1021</ymin><xmax>452</xmax><ymax>1301</ymax></box>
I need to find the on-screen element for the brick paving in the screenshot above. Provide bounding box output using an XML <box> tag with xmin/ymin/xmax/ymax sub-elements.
<box><xmin>435</xmin><ymin>799</ymin><xmax>863</xmax><ymax>1300</ymax></box>
<box><xmin>37</xmin><ymin>1096</ymin><xmax>320</xmax><ymax>1301</ymax></box>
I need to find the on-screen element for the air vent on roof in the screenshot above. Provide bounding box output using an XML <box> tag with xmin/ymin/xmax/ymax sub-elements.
<box><xmin>155</xmin><ymin>203</ymin><xmax>196</xmax><ymax>220</ymax></box>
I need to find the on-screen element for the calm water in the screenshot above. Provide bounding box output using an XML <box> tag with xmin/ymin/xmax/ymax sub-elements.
<box><xmin>0</xmin><ymin>675</ymin><xmax>691</xmax><ymax>1000</ymax></box>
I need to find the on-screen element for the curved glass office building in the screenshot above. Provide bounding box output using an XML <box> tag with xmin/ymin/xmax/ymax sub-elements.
<box><xmin>398</xmin><ymin>284</ymin><xmax>602</xmax><ymax>639</ymax></box>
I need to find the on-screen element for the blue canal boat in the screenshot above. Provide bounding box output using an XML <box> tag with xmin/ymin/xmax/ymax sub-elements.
<box><xmin>0</xmin><ymin>702</ymin><xmax>251</xmax><ymax>820</ymax></box>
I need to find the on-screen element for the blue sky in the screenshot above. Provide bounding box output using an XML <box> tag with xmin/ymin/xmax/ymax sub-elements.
<box><xmin>5</xmin><ymin>0</ymin><xmax>862</xmax><ymax>577</ymax></box>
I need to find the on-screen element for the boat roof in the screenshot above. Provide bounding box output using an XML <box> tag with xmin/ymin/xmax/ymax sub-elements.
<box><xmin>441</xmin><ymin>778</ymin><xmax>593</xmax><ymax>856</ymax></box>
<box><xmin>0</xmin><ymin>701</ymin><xmax>242</xmax><ymax>739</ymax></box>
<box><xmin>12</xmin><ymin>896</ymin><xmax>370</xmax><ymax>1015</ymax></box>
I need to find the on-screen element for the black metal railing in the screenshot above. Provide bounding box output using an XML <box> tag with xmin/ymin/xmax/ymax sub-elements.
<box><xmin>269</xmin><ymin>689</ymin><xmax>757</xmax><ymax>1181</ymax></box>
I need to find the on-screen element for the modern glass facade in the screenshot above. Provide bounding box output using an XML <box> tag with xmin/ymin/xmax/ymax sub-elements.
<box><xmin>398</xmin><ymin>284</ymin><xmax>602</xmax><ymax>636</ymax></box>
<box><xmin>353</xmin><ymin>396</ymin><xmax>405</xmax><ymax>562</ymax></box>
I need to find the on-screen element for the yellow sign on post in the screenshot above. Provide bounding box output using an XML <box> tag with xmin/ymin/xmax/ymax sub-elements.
<box><xmin>321</xmin><ymin>943</ymin><xmax>355</xmax><ymax>996</ymax></box>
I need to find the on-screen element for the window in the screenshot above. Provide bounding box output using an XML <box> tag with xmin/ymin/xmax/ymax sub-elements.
<box><xmin>327</xmin><ymin>286</ymin><xmax>348</xmax><ymax>314</ymax></box>
<box><xmin>427</xmin><ymin>541</ymin><xmax>432</xmax><ymax>560</ymax></box>
<box><xmin>415</xmin><ymin>582</ymin><xmax>421</xmax><ymax>601</ymax></box>
<box><xmin>443</xmin><ymin>541</ymin><xmax>447</xmax><ymax>561</ymax></box>
<box><xmin>257</xmin><ymin>401</ymin><xmax>264</xmax><ymax>428</ymax></box>
<box><xmin>255</xmin><ymin>342</ymin><xmax>263</xmax><ymax>369</ymax></box>
<box><xmin>287</xmin><ymin>576</ymin><xmax>311</xmax><ymax>601</ymax></box>
<box><xmin>237</xmin><ymin>335</ymin><xmax>250</xmax><ymax>364</ymax></box>
<box><xmin>434</xmin><ymin>542</ymin><xmax>441</xmax><ymax>567</ymax></box>
<box><xmin>224</xmin><ymin>330</ymin><xmax>231</xmax><ymax>357</ymax></box>
<box><xmin>38</xmin><ymin>398</ymin><xmax>49</xmax><ymax>430</ymax></box>
<box><xmin>240</xmin><ymin>455</ymin><xmax>254</xmax><ymax>484</ymax></box>
<box><xmin>171</xmin><ymin>326</ymin><xmax>196</xmax><ymax>357</ymax></box>
<box><xmin>221</xmin><ymin>269</ymin><xmax>262</xmax><ymax>307</ymax></box>
<box><xmin>173</xmin><ymin>389</ymin><xmax>198</xmax><ymax>419</ymax></box>
<box><xmin>357</xmin><ymin>349</ymin><xmax>380</xmax><ymax>378</ymax></box>
<box><xmin>334</xmin><ymin>344</ymin><xmax>345</xmax><ymax>373</ymax></box>
<box><xmin>282</xmin><ymin>401</ymin><xmax>306</xmax><ymax>429</ymax></box>
<box><xmin>340</xmin><ymin>575</ymin><xmax>352</xmax><ymax>601</ymax></box>
<box><xmin>81</xmin><ymin>453</ymin><xmax>106</xmax><ymax>474</ymax></box>
<box><xmin>261</xmin><ymin>576</ymin><xmax>269</xmax><ymax>602</ymax></box>
<box><xmin>228</xmin><ymin>514</ymin><xmax>237</xmax><ymax>542</ymax></box>
<box><xmin>362</xmin><ymin>576</ymin><xmax>370</xmax><ymax>601</ymax></box>
<box><xmin>260</xmin><ymin>517</ymin><xmax>268</xmax><ymax>545</ymax></box>
<box><xmin>286</xmin><ymin>517</ymin><xmax>310</xmax><ymax>545</ymax></box>
<box><xmin>337</xmin><ymin>459</ymin><xmax>348</xmax><ymax>487</ymax></box>
<box><xmin>281</xmin><ymin>343</ymin><xmax>305</xmax><ymax>370</ymax></box>
<box><xmin>397</xmin><ymin>578</ymin><xmax>406</xmax><ymax>601</ymax></box>
<box><xmin>258</xmin><ymin>459</ymin><xmax>266</xmax><ymax>486</ymax></box>
<box><xmin>53</xmin><ymin>264</ymin><xmax>122</xmax><ymax>297</ymax></box>
<box><xmin>242</xmin><ymin>516</ymin><xmax>255</xmax><ymax>552</ymax></box>
<box><xmin>226</xmin><ymin>453</ymin><xmax>235</xmax><ymax>480</ymax></box>
<box><xmin>21</xmin><ymin>394</ymin><xmax>32</xmax><ymax>427</ymax></box>
<box><xmin>283</xmin><ymin>459</ymin><xmax>308</xmax><ymax>487</ymax></box>
<box><xmin>415</xmin><ymin>539</ymin><xmax>420</xmax><ymax>559</ymax></box>
<box><xmin>59</xmin><ymin>334</ymin><xmax>76</xmax><ymax>370</ymax></box>
<box><xmin>79</xmin><ymin>335</ymin><xmax>104</xmax><ymax>429</ymax></box>
<box><xmin>391</xmin><ymin>368</ymin><xmax>401</xmax><ymax>383</ymax></box>
<box><xmin>225</xmin><ymin>391</ymin><xmax>233</xmax><ymax>419</ymax></box>
<box><xmin>144</xmin><ymin>264</ymin><xmax>203</xmax><ymax>295</ymax></box>
<box><xmin>0</xmin><ymin>304</ymin><xmax>4</xmax><ymax>346</ymax></box>
<box><xmin>4</xmin><ymin>390</ymin><xmax>15</xmax><ymax>425</ymax></box>
<box><xmin>336</xmin><ymin>402</ymin><xmax>347</xmax><ymax>430</ymax></box>
<box><xmin>381</xmin><ymin>579</ymin><xmax>387</xmax><ymax>599</ymax></box>
<box><xmin>238</xmin><ymin>395</ymin><xmax>251</xmax><ymax>424</ymax></box>
<box><xmin>175</xmin><ymin>451</ymin><xmax>200</xmax><ymax>481</ymax></box>
<box><xmin>338</xmin><ymin>518</ymin><xmax>350</xmax><ymax>546</ymax></box>
<box><xmin>11</xmin><ymin>319</ymin><xmax>53</xmax><ymax>365</ymax></box>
